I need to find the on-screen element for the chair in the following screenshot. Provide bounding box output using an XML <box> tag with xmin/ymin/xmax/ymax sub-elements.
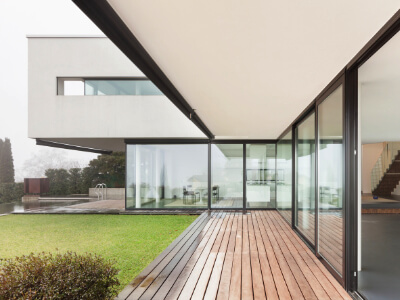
<box><xmin>212</xmin><ymin>186</ymin><xmax>219</xmax><ymax>202</ymax></box>
<box><xmin>183</xmin><ymin>186</ymin><xmax>198</xmax><ymax>204</ymax></box>
<box><xmin>187</xmin><ymin>185</ymin><xmax>200</xmax><ymax>202</ymax></box>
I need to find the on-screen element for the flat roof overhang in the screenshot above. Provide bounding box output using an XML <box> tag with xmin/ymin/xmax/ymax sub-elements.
<box><xmin>36</xmin><ymin>139</ymin><xmax>113</xmax><ymax>154</ymax></box>
<box><xmin>72</xmin><ymin>0</ymin><xmax>400</xmax><ymax>140</ymax></box>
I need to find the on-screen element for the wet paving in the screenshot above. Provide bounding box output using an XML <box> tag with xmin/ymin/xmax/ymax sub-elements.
<box><xmin>0</xmin><ymin>198</ymin><xmax>122</xmax><ymax>215</ymax></box>
<box><xmin>0</xmin><ymin>199</ymin><xmax>85</xmax><ymax>215</ymax></box>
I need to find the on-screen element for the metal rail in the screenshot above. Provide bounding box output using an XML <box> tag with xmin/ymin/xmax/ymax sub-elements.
<box><xmin>94</xmin><ymin>183</ymin><xmax>107</xmax><ymax>200</ymax></box>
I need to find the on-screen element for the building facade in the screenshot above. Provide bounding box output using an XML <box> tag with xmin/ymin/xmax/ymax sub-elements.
<box><xmin>29</xmin><ymin>2</ymin><xmax>400</xmax><ymax>298</ymax></box>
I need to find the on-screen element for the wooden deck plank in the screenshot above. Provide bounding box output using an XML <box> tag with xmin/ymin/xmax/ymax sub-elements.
<box><xmin>151</xmin><ymin>213</ymin><xmax>223</xmax><ymax>300</ymax></box>
<box><xmin>151</xmin><ymin>228</ymin><xmax>212</xmax><ymax>300</ymax></box>
<box><xmin>119</xmin><ymin>211</ymin><xmax>351</xmax><ymax>300</ymax></box>
<box><xmin>177</xmin><ymin>213</ymin><xmax>226</xmax><ymax>299</ymax></box>
<box><xmin>126</xmin><ymin>213</ymin><xmax>215</xmax><ymax>300</ymax></box>
<box><xmin>191</xmin><ymin>213</ymin><xmax>231</xmax><ymax>299</ymax></box>
<box><xmin>241</xmin><ymin>214</ymin><xmax>254</xmax><ymax>300</ymax></box>
<box><xmin>229</xmin><ymin>213</ymin><xmax>243</xmax><ymax>300</ymax></box>
<box><xmin>257</xmin><ymin>211</ymin><xmax>306</xmax><ymax>300</ymax></box>
<box><xmin>203</xmin><ymin>214</ymin><xmax>233</xmax><ymax>300</ymax></box>
<box><xmin>249</xmin><ymin>213</ymin><xmax>279</xmax><ymax>299</ymax></box>
<box><xmin>271</xmin><ymin>211</ymin><xmax>343</xmax><ymax>300</ymax></box>
<box><xmin>216</xmin><ymin>214</ymin><xmax>237</xmax><ymax>300</ymax></box>
<box><xmin>248</xmin><ymin>213</ymin><xmax>266</xmax><ymax>300</ymax></box>
<box><xmin>137</xmin><ymin>214</ymin><xmax>218</xmax><ymax>300</ymax></box>
<box><xmin>118</xmin><ymin>212</ymin><xmax>209</xmax><ymax>299</ymax></box>
<box><xmin>297</xmin><ymin>210</ymin><xmax>344</xmax><ymax>277</ymax></box>
<box><xmin>254</xmin><ymin>211</ymin><xmax>291</xmax><ymax>300</ymax></box>
<box><xmin>268</xmin><ymin>211</ymin><xmax>330</xmax><ymax>300</ymax></box>
<box><xmin>277</xmin><ymin>214</ymin><xmax>351</xmax><ymax>300</ymax></box>
<box><xmin>164</xmin><ymin>212</ymin><xmax>224</xmax><ymax>300</ymax></box>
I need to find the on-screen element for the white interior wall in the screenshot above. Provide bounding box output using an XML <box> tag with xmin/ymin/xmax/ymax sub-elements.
<box><xmin>392</xmin><ymin>183</ymin><xmax>400</xmax><ymax>195</ymax></box>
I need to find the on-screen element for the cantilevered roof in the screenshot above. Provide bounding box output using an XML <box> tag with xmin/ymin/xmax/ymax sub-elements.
<box><xmin>73</xmin><ymin>0</ymin><xmax>400</xmax><ymax>140</ymax></box>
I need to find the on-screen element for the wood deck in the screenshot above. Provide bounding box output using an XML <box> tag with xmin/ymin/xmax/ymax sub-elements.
<box><xmin>118</xmin><ymin>211</ymin><xmax>351</xmax><ymax>300</ymax></box>
<box><xmin>297</xmin><ymin>210</ymin><xmax>343</xmax><ymax>274</ymax></box>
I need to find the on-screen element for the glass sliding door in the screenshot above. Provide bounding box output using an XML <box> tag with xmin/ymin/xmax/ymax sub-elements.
<box><xmin>211</xmin><ymin>144</ymin><xmax>243</xmax><ymax>208</ymax></box>
<box><xmin>317</xmin><ymin>85</ymin><xmax>344</xmax><ymax>276</ymax></box>
<box><xmin>277</xmin><ymin>131</ymin><xmax>292</xmax><ymax>223</ymax></box>
<box><xmin>246</xmin><ymin>144</ymin><xmax>276</xmax><ymax>208</ymax></box>
<box><xmin>126</xmin><ymin>144</ymin><xmax>208</xmax><ymax>209</ymax></box>
<box><xmin>296</xmin><ymin>112</ymin><xmax>316</xmax><ymax>245</ymax></box>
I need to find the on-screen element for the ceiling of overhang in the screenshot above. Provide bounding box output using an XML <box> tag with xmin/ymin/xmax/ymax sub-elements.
<box><xmin>106</xmin><ymin>0</ymin><xmax>400</xmax><ymax>139</ymax></box>
<box><xmin>46</xmin><ymin>138</ymin><xmax>126</xmax><ymax>152</ymax></box>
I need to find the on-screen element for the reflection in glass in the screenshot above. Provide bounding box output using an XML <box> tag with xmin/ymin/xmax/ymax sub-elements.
<box><xmin>318</xmin><ymin>86</ymin><xmax>343</xmax><ymax>275</ymax></box>
<box><xmin>296</xmin><ymin>112</ymin><xmax>316</xmax><ymax>245</ymax></box>
<box><xmin>211</xmin><ymin>144</ymin><xmax>243</xmax><ymax>208</ymax></box>
<box><xmin>277</xmin><ymin>131</ymin><xmax>292</xmax><ymax>223</ymax></box>
<box><xmin>126</xmin><ymin>144</ymin><xmax>208</xmax><ymax>209</ymax></box>
<box><xmin>85</xmin><ymin>80</ymin><xmax>162</xmax><ymax>95</ymax></box>
<box><xmin>246</xmin><ymin>144</ymin><xmax>276</xmax><ymax>208</ymax></box>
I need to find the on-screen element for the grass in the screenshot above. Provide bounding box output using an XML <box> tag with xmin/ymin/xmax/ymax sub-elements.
<box><xmin>0</xmin><ymin>214</ymin><xmax>198</xmax><ymax>292</ymax></box>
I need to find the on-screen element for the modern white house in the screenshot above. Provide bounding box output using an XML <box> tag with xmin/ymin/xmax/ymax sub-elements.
<box><xmin>28</xmin><ymin>1</ymin><xmax>400</xmax><ymax>299</ymax></box>
<box><xmin>28</xmin><ymin>36</ymin><xmax>278</xmax><ymax>211</ymax></box>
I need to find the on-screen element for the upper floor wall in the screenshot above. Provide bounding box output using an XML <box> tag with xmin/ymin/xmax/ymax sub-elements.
<box><xmin>28</xmin><ymin>36</ymin><xmax>205</xmax><ymax>142</ymax></box>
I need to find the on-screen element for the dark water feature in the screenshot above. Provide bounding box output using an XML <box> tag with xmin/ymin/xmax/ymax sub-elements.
<box><xmin>0</xmin><ymin>199</ymin><xmax>90</xmax><ymax>215</ymax></box>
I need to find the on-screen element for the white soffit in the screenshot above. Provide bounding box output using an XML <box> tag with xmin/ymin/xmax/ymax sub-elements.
<box><xmin>106</xmin><ymin>0</ymin><xmax>400</xmax><ymax>139</ymax></box>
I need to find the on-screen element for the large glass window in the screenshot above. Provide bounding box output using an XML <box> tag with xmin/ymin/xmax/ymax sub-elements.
<box><xmin>277</xmin><ymin>131</ymin><xmax>292</xmax><ymax>223</ymax></box>
<box><xmin>296</xmin><ymin>112</ymin><xmax>316</xmax><ymax>245</ymax></box>
<box><xmin>318</xmin><ymin>85</ymin><xmax>344</xmax><ymax>276</ymax></box>
<box><xmin>357</xmin><ymin>30</ymin><xmax>400</xmax><ymax>299</ymax></box>
<box><xmin>126</xmin><ymin>144</ymin><xmax>208</xmax><ymax>209</ymax></box>
<box><xmin>246</xmin><ymin>144</ymin><xmax>276</xmax><ymax>208</ymax></box>
<box><xmin>211</xmin><ymin>144</ymin><xmax>243</xmax><ymax>209</ymax></box>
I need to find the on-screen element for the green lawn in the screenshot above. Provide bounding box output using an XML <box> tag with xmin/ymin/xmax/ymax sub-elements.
<box><xmin>0</xmin><ymin>214</ymin><xmax>198</xmax><ymax>292</ymax></box>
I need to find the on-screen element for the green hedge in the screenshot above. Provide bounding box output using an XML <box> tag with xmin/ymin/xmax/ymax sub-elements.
<box><xmin>0</xmin><ymin>182</ymin><xmax>23</xmax><ymax>203</ymax></box>
<box><xmin>0</xmin><ymin>252</ymin><xmax>120</xmax><ymax>300</ymax></box>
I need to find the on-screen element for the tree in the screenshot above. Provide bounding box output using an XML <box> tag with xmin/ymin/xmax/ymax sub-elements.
<box><xmin>80</xmin><ymin>166</ymin><xmax>98</xmax><ymax>194</ymax></box>
<box><xmin>0</xmin><ymin>138</ymin><xmax>15</xmax><ymax>183</ymax></box>
<box><xmin>0</xmin><ymin>140</ymin><xmax>3</xmax><ymax>162</ymax></box>
<box><xmin>45</xmin><ymin>168</ymin><xmax>70</xmax><ymax>195</ymax></box>
<box><xmin>86</xmin><ymin>152</ymin><xmax>125</xmax><ymax>188</ymax></box>
<box><xmin>0</xmin><ymin>140</ymin><xmax>3</xmax><ymax>183</ymax></box>
<box><xmin>68</xmin><ymin>168</ymin><xmax>83</xmax><ymax>194</ymax></box>
<box><xmin>43</xmin><ymin>152</ymin><xmax>125</xmax><ymax>196</ymax></box>
<box><xmin>22</xmin><ymin>148</ymin><xmax>83</xmax><ymax>178</ymax></box>
<box><xmin>0</xmin><ymin>182</ymin><xmax>24</xmax><ymax>203</ymax></box>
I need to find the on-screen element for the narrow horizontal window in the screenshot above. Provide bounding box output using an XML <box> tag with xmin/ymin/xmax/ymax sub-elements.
<box><xmin>57</xmin><ymin>78</ymin><xmax>163</xmax><ymax>96</ymax></box>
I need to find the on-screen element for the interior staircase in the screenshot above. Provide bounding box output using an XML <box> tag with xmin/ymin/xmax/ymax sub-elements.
<box><xmin>372</xmin><ymin>142</ymin><xmax>400</xmax><ymax>197</ymax></box>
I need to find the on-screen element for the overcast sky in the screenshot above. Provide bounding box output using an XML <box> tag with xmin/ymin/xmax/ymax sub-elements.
<box><xmin>0</xmin><ymin>0</ymin><xmax>104</xmax><ymax>181</ymax></box>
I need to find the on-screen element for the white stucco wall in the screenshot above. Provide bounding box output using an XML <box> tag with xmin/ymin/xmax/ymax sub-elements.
<box><xmin>28</xmin><ymin>36</ymin><xmax>205</xmax><ymax>150</ymax></box>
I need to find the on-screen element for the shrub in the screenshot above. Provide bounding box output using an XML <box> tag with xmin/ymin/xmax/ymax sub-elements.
<box><xmin>0</xmin><ymin>182</ymin><xmax>24</xmax><ymax>203</ymax></box>
<box><xmin>0</xmin><ymin>252</ymin><xmax>120</xmax><ymax>300</ymax></box>
<box><xmin>45</xmin><ymin>169</ymin><xmax>70</xmax><ymax>196</ymax></box>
